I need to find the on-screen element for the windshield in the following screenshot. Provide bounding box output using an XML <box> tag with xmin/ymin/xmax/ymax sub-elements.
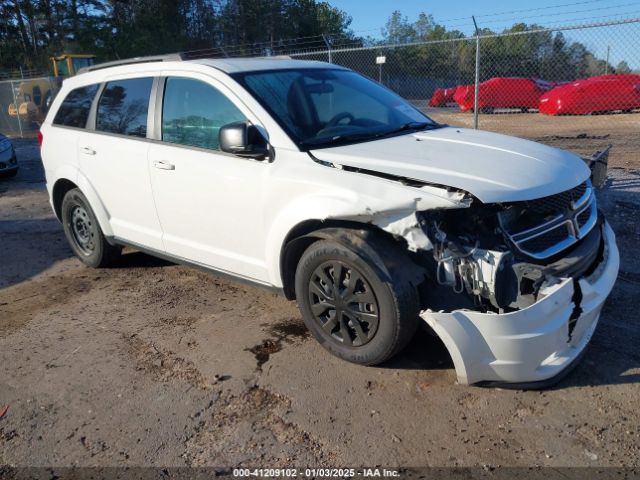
<box><xmin>232</xmin><ymin>68</ymin><xmax>440</xmax><ymax>148</ymax></box>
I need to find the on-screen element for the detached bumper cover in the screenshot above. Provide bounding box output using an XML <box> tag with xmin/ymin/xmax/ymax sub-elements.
<box><xmin>421</xmin><ymin>221</ymin><xmax>619</xmax><ymax>386</ymax></box>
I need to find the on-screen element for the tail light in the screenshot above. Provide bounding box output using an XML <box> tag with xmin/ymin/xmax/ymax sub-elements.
<box><xmin>38</xmin><ymin>130</ymin><xmax>43</xmax><ymax>147</ymax></box>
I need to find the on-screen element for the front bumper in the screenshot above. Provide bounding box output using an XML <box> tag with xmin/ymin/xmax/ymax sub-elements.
<box><xmin>421</xmin><ymin>221</ymin><xmax>619</xmax><ymax>386</ymax></box>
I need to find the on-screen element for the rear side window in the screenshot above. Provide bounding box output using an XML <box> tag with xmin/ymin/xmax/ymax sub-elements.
<box><xmin>96</xmin><ymin>78</ymin><xmax>153</xmax><ymax>138</ymax></box>
<box><xmin>162</xmin><ymin>77</ymin><xmax>245</xmax><ymax>150</ymax></box>
<box><xmin>53</xmin><ymin>84</ymin><xmax>98</xmax><ymax>128</ymax></box>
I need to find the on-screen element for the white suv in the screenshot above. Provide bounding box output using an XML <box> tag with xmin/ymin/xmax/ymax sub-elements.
<box><xmin>40</xmin><ymin>55</ymin><xmax>619</xmax><ymax>387</ymax></box>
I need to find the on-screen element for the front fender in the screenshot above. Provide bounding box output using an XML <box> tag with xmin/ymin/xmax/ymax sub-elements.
<box><xmin>264</xmin><ymin>193</ymin><xmax>358</xmax><ymax>286</ymax></box>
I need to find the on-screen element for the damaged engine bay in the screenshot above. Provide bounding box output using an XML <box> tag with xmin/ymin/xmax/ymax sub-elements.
<box><xmin>412</xmin><ymin>178</ymin><xmax>604</xmax><ymax>315</ymax></box>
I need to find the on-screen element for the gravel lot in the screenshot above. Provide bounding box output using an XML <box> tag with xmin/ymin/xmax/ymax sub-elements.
<box><xmin>1</xmin><ymin>125</ymin><xmax>639</xmax><ymax>469</ymax></box>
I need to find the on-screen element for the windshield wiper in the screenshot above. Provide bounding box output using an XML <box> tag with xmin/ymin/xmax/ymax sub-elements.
<box><xmin>300</xmin><ymin>122</ymin><xmax>444</xmax><ymax>149</ymax></box>
<box><xmin>378</xmin><ymin>121</ymin><xmax>443</xmax><ymax>137</ymax></box>
<box><xmin>300</xmin><ymin>132</ymin><xmax>379</xmax><ymax>148</ymax></box>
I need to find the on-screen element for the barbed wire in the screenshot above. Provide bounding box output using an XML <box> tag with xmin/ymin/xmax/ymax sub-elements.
<box><xmin>285</xmin><ymin>17</ymin><xmax>640</xmax><ymax>57</ymax></box>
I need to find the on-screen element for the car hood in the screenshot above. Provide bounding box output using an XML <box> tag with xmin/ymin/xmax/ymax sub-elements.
<box><xmin>310</xmin><ymin>127</ymin><xmax>590</xmax><ymax>203</ymax></box>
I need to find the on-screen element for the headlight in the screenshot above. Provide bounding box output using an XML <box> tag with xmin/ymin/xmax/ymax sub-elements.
<box><xmin>0</xmin><ymin>138</ymin><xmax>12</xmax><ymax>153</ymax></box>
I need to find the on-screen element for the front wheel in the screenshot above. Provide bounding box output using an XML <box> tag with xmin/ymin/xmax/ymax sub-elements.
<box><xmin>294</xmin><ymin>238</ymin><xmax>419</xmax><ymax>365</ymax></box>
<box><xmin>61</xmin><ymin>188</ymin><xmax>121</xmax><ymax>267</ymax></box>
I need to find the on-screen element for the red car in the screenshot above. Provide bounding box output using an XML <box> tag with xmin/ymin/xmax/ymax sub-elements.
<box><xmin>429</xmin><ymin>87</ymin><xmax>456</xmax><ymax>107</ymax></box>
<box><xmin>454</xmin><ymin>77</ymin><xmax>554</xmax><ymax>112</ymax></box>
<box><xmin>539</xmin><ymin>74</ymin><xmax>640</xmax><ymax>115</ymax></box>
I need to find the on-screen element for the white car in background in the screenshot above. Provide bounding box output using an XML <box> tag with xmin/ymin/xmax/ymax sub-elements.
<box><xmin>39</xmin><ymin>55</ymin><xmax>619</xmax><ymax>387</ymax></box>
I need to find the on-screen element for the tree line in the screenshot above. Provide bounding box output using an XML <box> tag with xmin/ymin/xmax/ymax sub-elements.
<box><xmin>1</xmin><ymin>0</ymin><xmax>353</xmax><ymax>70</ymax></box>
<box><xmin>1</xmin><ymin>1</ymin><xmax>634</xmax><ymax>81</ymax></box>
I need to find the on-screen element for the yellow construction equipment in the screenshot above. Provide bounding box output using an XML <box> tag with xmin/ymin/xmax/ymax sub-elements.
<box><xmin>7</xmin><ymin>54</ymin><xmax>95</xmax><ymax>122</ymax></box>
<box><xmin>50</xmin><ymin>53</ymin><xmax>96</xmax><ymax>77</ymax></box>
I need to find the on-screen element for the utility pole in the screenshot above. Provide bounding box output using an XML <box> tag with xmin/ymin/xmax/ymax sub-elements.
<box><xmin>472</xmin><ymin>16</ymin><xmax>480</xmax><ymax>130</ymax></box>
<box><xmin>605</xmin><ymin>45</ymin><xmax>610</xmax><ymax>74</ymax></box>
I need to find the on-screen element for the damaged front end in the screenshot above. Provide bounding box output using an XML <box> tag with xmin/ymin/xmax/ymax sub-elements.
<box><xmin>406</xmin><ymin>174</ymin><xmax>618</xmax><ymax>386</ymax></box>
<box><xmin>418</xmin><ymin>178</ymin><xmax>601</xmax><ymax>313</ymax></box>
<box><xmin>312</xmin><ymin>145</ymin><xmax>618</xmax><ymax>386</ymax></box>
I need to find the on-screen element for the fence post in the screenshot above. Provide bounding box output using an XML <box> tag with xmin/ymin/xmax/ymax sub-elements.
<box><xmin>322</xmin><ymin>34</ymin><xmax>332</xmax><ymax>64</ymax></box>
<box><xmin>10</xmin><ymin>79</ymin><xmax>24</xmax><ymax>139</ymax></box>
<box><xmin>473</xmin><ymin>16</ymin><xmax>480</xmax><ymax>130</ymax></box>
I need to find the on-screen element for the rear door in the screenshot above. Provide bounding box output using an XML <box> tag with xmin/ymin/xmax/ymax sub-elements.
<box><xmin>148</xmin><ymin>74</ymin><xmax>270</xmax><ymax>282</ymax></box>
<box><xmin>76</xmin><ymin>76</ymin><xmax>164</xmax><ymax>250</ymax></box>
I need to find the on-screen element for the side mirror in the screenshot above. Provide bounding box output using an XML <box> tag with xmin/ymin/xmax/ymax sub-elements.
<box><xmin>219</xmin><ymin>122</ymin><xmax>270</xmax><ymax>160</ymax></box>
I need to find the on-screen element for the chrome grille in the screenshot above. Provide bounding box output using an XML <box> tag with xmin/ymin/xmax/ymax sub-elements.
<box><xmin>500</xmin><ymin>180</ymin><xmax>598</xmax><ymax>260</ymax></box>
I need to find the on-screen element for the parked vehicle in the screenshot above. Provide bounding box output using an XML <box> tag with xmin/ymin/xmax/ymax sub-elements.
<box><xmin>453</xmin><ymin>84</ymin><xmax>473</xmax><ymax>110</ymax></box>
<box><xmin>429</xmin><ymin>87</ymin><xmax>456</xmax><ymax>107</ymax></box>
<box><xmin>454</xmin><ymin>77</ymin><xmax>554</xmax><ymax>112</ymax></box>
<box><xmin>0</xmin><ymin>132</ymin><xmax>18</xmax><ymax>178</ymax></box>
<box><xmin>540</xmin><ymin>74</ymin><xmax>640</xmax><ymax>115</ymax></box>
<box><xmin>40</xmin><ymin>55</ymin><xmax>619</xmax><ymax>386</ymax></box>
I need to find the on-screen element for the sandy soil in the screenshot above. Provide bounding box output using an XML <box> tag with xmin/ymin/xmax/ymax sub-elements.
<box><xmin>0</xmin><ymin>139</ymin><xmax>639</xmax><ymax>470</ymax></box>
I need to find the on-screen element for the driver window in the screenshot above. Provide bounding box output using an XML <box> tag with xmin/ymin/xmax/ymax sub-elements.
<box><xmin>162</xmin><ymin>77</ymin><xmax>245</xmax><ymax>150</ymax></box>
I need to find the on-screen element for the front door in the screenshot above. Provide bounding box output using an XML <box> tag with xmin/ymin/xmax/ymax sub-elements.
<box><xmin>148</xmin><ymin>75</ymin><xmax>270</xmax><ymax>282</ymax></box>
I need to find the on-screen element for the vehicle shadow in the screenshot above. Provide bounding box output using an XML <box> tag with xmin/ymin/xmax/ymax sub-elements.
<box><xmin>110</xmin><ymin>250</ymin><xmax>174</xmax><ymax>269</ymax></box>
<box><xmin>0</xmin><ymin>219</ymin><xmax>71</xmax><ymax>290</ymax></box>
<box><xmin>381</xmin><ymin>327</ymin><xmax>454</xmax><ymax>371</ymax></box>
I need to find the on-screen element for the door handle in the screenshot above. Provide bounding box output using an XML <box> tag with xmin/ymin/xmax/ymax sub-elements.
<box><xmin>80</xmin><ymin>146</ymin><xmax>96</xmax><ymax>155</ymax></box>
<box><xmin>153</xmin><ymin>160</ymin><xmax>175</xmax><ymax>171</ymax></box>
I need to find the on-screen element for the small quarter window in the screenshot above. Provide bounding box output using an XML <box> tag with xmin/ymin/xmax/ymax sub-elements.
<box><xmin>53</xmin><ymin>84</ymin><xmax>98</xmax><ymax>128</ymax></box>
<box><xmin>162</xmin><ymin>77</ymin><xmax>245</xmax><ymax>150</ymax></box>
<box><xmin>96</xmin><ymin>78</ymin><xmax>153</xmax><ymax>138</ymax></box>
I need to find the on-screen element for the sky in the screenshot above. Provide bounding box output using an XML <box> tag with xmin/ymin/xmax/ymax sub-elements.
<box><xmin>327</xmin><ymin>0</ymin><xmax>640</xmax><ymax>36</ymax></box>
<box><xmin>325</xmin><ymin>0</ymin><xmax>640</xmax><ymax>68</ymax></box>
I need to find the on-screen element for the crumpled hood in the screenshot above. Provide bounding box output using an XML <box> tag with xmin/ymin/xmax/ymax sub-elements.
<box><xmin>310</xmin><ymin>127</ymin><xmax>591</xmax><ymax>203</ymax></box>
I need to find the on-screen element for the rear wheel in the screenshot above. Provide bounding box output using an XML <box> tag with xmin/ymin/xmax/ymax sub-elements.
<box><xmin>295</xmin><ymin>238</ymin><xmax>419</xmax><ymax>365</ymax></box>
<box><xmin>61</xmin><ymin>188</ymin><xmax>121</xmax><ymax>267</ymax></box>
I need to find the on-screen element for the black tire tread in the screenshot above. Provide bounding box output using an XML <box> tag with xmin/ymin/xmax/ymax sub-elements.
<box><xmin>295</xmin><ymin>236</ymin><xmax>419</xmax><ymax>366</ymax></box>
<box><xmin>61</xmin><ymin>188</ymin><xmax>121</xmax><ymax>268</ymax></box>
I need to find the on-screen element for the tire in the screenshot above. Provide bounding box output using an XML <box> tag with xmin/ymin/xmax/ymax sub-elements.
<box><xmin>0</xmin><ymin>168</ymin><xmax>18</xmax><ymax>178</ymax></box>
<box><xmin>61</xmin><ymin>188</ymin><xmax>121</xmax><ymax>267</ymax></box>
<box><xmin>294</xmin><ymin>238</ymin><xmax>419</xmax><ymax>366</ymax></box>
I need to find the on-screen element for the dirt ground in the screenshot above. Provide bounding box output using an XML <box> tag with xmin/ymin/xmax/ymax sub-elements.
<box><xmin>1</xmin><ymin>128</ymin><xmax>639</xmax><ymax>470</ymax></box>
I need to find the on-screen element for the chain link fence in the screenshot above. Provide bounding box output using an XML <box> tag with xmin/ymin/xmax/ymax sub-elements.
<box><xmin>289</xmin><ymin>18</ymin><xmax>640</xmax><ymax>165</ymax></box>
<box><xmin>1</xmin><ymin>19</ymin><xmax>638</xmax><ymax>164</ymax></box>
<box><xmin>0</xmin><ymin>77</ymin><xmax>61</xmax><ymax>139</ymax></box>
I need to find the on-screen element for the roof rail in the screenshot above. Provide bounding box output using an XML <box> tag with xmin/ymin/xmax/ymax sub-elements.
<box><xmin>77</xmin><ymin>53</ymin><xmax>183</xmax><ymax>74</ymax></box>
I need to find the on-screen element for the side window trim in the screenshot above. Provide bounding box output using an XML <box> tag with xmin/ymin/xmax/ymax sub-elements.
<box><xmin>86</xmin><ymin>82</ymin><xmax>106</xmax><ymax>131</ymax></box>
<box><xmin>148</xmin><ymin>77</ymin><xmax>163</xmax><ymax>141</ymax></box>
<box><xmin>151</xmin><ymin>76</ymin><xmax>166</xmax><ymax>142</ymax></box>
